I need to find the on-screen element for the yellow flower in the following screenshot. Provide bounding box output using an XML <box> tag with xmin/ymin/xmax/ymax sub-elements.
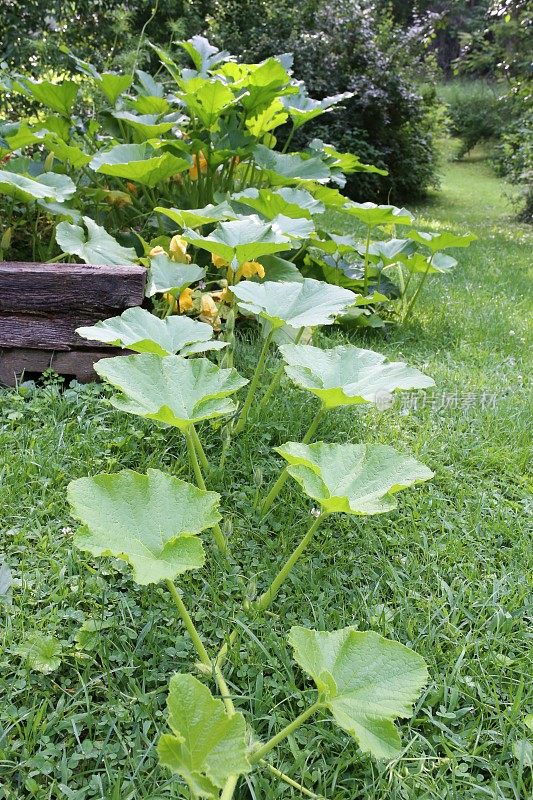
<box><xmin>149</xmin><ymin>245</ymin><xmax>166</xmax><ymax>257</ymax></box>
<box><xmin>211</xmin><ymin>253</ymin><xmax>229</xmax><ymax>269</ymax></box>
<box><xmin>169</xmin><ymin>235</ymin><xmax>191</xmax><ymax>264</ymax></box>
<box><xmin>211</xmin><ymin>287</ymin><xmax>230</xmax><ymax>304</ymax></box>
<box><xmin>189</xmin><ymin>152</ymin><xmax>208</xmax><ymax>181</ymax></box>
<box><xmin>178</xmin><ymin>288</ymin><xmax>194</xmax><ymax>313</ymax></box>
<box><xmin>199</xmin><ymin>293</ymin><xmax>220</xmax><ymax>326</ymax></box>
<box><xmin>126</xmin><ymin>181</ymin><xmax>137</xmax><ymax>195</ymax></box>
<box><xmin>237</xmin><ymin>260</ymin><xmax>265</xmax><ymax>280</ymax></box>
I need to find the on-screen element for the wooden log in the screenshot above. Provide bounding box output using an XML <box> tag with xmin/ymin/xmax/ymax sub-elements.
<box><xmin>0</xmin><ymin>312</ymin><xmax>117</xmax><ymax>350</ymax></box>
<box><xmin>0</xmin><ymin>347</ymin><xmax>119</xmax><ymax>386</ymax></box>
<box><xmin>0</xmin><ymin>262</ymin><xmax>146</xmax><ymax>313</ymax></box>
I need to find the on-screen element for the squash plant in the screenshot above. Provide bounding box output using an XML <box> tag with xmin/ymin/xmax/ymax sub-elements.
<box><xmin>0</xmin><ymin>35</ymin><xmax>475</xmax><ymax>326</ymax></box>
<box><xmin>67</xmin><ymin>273</ymin><xmax>436</xmax><ymax>798</ymax></box>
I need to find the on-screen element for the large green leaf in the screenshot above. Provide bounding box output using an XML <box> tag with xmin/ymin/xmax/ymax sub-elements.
<box><xmin>183</xmin><ymin>219</ymin><xmax>291</xmax><ymax>270</ymax></box>
<box><xmin>0</xmin><ymin>170</ymin><xmax>76</xmax><ymax>203</ymax></box>
<box><xmin>42</xmin><ymin>134</ymin><xmax>92</xmax><ymax>168</ymax></box>
<box><xmin>112</xmin><ymin>111</ymin><xmax>177</xmax><ymax>140</ymax></box>
<box><xmin>146</xmin><ymin>254</ymin><xmax>205</xmax><ymax>297</ymax></box>
<box><xmin>90</xmin><ymin>143</ymin><xmax>190</xmax><ymax>187</ymax></box>
<box><xmin>68</xmin><ymin>469</ymin><xmax>219</xmax><ymax>585</ymax></box>
<box><xmin>282</xmin><ymin>89</ymin><xmax>353</xmax><ymax>129</ymax></box>
<box><xmin>276</xmin><ymin>441</ymin><xmax>433</xmax><ymax>514</ymax></box>
<box><xmin>258</xmin><ymin>255</ymin><xmax>304</xmax><ymax>283</ymax></box>
<box><xmin>342</xmin><ymin>202</ymin><xmax>414</xmax><ymax>227</ymax></box>
<box><xmin>98</xmin><ymin>72</ymin><xmax>133</xmax><ymax>104</ymax></box>
<box><xmin>398</xmin><ymin>251</ymin><xmax>457</xmax><ymax>274</ymax></box>
<box><xmin>181</xmin><ymin>80</ymin><xmax>239</xmax><ymax>128</ymax></box>
<box><xmin>158</xmin><ymin>673</ymin><xmax>251</xmax><ymax>797</ymax></box>
<box><xmin>231</xmin><ymin>187</ymin><xmax>324</xmax><ymax>219</ymax></box>
<box><xmin>253</xmin><ymin>145</ymin><xmax>331</xmax><ymax>183</ymax></box>
<box><xmin>179</xmin><ymin>35</ymin><xmax>231</xmax><ymax>77</ymax></box>
<box><xmin>366</xmin><ymin>238</ymin><xmax>416</xmax><ymax>264</ymax></box>
<box><xmin>56</xmin><ymin>216</ymin><xmax>137</xmax><ymax>265</ymax></box>
<box><xmin>19</xmin><ymin>79</ymin><xmax>78</xmax><ymax>115</ymax></box>
<box><xmin>239</xmin><ymin>58</ymin><xmax>293</xmax><ymax>114</ymax></box>
<box><xmin>407</xmin><ymin>230</ymin><xmax>477</xmax><ymax>252</ymax></box>
<box><xmin>155</xmin><ymin>201</ymin><xmax>236</xmax><ymax>229</ymax></box>
<box><xmin>95</xmin><ymin>354</ymin><xmax>247</xmax><ymax>429</ymax></box>
<box><xmin>289</xmin><ymin>626</ymin><xmax>428</xmax><ymax>759</ymax></box>
<box><xmin>76</xmin><ymin>307</ymin><xmax>226</xmax><ymax>356</ymax></box>
<box><xmin>279</xmin><ymin>344</ymin><xmax>434</xmax><ymax>408</ymax></box>
<box><xmin>231</xmin><ymin>279</ymin><xmax>355</xmax><ymax>330</ymax></box>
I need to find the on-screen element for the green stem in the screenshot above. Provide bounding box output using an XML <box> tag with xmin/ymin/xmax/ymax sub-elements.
<box><xmin>260</xmin><ymin>405</ymin><xmax>325</xmax><ymax>516</ymax></box>
<box><xmin>403</xmin><ymin>253</ymin><xmax>434</xmax><ymax>322</ymax></box>
<box><xmin>363</xmin><ymin>224</ymin><xmax>372</xmax><ymax>295</ymax></box>
<box><xmin>234</xmin><ymin>329</ymin><xmax>274</xmax><ymax>435</ymax></box>
<box><xmin>191</xmin><ymin>425</ymin><xmax>209</xmax><ymax>473</ymax></box>
<box><xmin>165</xmin><ymin>579</ymin><xmax>235</xmax><ymax>716</ymax></box>
<box><xmin>256</xmin><ymin>327</ymin><xmax>304</xmax><ymax>414</ymax></box>
<box><xmin>254</xmin><ymin>513</ymin><xmax>326</xmax><ymax>613</ymax></box>
<box><xmin>165</xmin><ymin>579</ymin><xmax>211</xmax><ymax>667</ymax></box>
<box><xmin>184</xmin><ymin>427</ymin><xmax>228</xmax><ymax>554</ymax></box>
<box><xmin>261</xmin><ymin>762</ymin><xmax>325</xmax><ymax>799</ymax></box>
<box><xmin>282</xmin><ymin>122</ymin><xmax>296</xmax><ymax>154</ymax></box>
<box><xmin>249</xmin><ymin>701</ymin><xmax>324</xmax><ymax>764</ymax></box>
<box><xmin>220</xmin><ymin>775</ymin><xmax>239</xmax><ymax>800</ymax></box>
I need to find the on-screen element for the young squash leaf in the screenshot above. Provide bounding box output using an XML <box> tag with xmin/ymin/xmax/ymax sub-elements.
<box><xmin>342</xmin><ymin>202</ymin><xmax>414</xmax><ymax>227</ymax></box>
<box><xmin>95</xmin><ymin>354</ymin><xmax>247</xmax><ymax>429</ymax></box>
<box><xmin>90</xmin><ymin>143</ymin><xmax>191</xmax><ymax>187</ymax></box>
<box><xmin>289</xmin><ymin>627</ymin><xmax>428</xmax><ymax>759</ymax></box>
<box><xmin>279</xmin><ymin>344</ymin><xmax>434</xmax><ymax>408</ymax></box>
<box><xmin>68</xmin><ymin>469</ymin><xmax>220</xmax><ymax>585</ymax></box>
<box><xmin>158</xmin><ymin>673</ymin><xmax>251</xmax><ymax>797</ymax></box>
<box><xmin>56</xmin><ymin>216</ymin><xmax>137</xmax><ymax>265</ymax></box>
<box><xmin>97</xmin><ymin>73</ymin><xmax>133</xmax><ymax>105</ymax></box>
<box><xmin>183</xmin><ymin>218</ymin><xmax>291</xmax><ymax>270</ymax></box>
<box><xmin>178</xmin><ymin>35</ymin><xmax>232</xmax><ymax>78</ymax></box>
<box><xmin>16</xmin><ymin>633</ymin><xmax>62</xmax><ymax>674</ymax></box>
<box><xmin>76</xmin><ymin>307</ymin><xmax>227</xmax><ymax>357</ymax></box>
<box><xmin>0</xmin><ymin>171</ymin><xmax>76</xmax><ymax>203</ymax></box>
<box><xmin>155</xmin><ymin>201</ymin><xmax>236</xmax><ymax>229</ymax></box>
<box><xmin>275</xmin><ymin>441</ymin><xmax>433</xmax><ymax>514</ymax></box>
<box><xmin>281</xmin><ymin>89</ymin><xmax>353</xmax><ymax>129</ymax></box>
<box><xmin>146</xmin><ymin>254</ymin><xmax>205</xmax><ymax>297</ymax></box>
<box><xmin>407</xmin><ymin>230</ymin><xmax>477</xmax><ymax>251</ymax></box>
<box><xmin>231</xmin><ymin>279</ymin><xmax>355</xmax><ymax>330</ymax></box>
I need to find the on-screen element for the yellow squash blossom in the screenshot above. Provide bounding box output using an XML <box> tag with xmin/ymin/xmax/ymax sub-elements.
<box><xmin>149</xmin><ymin>245</ymin><xmax>166</xmax><ymax>257</ymax></box>
<box><xmin>212</xmin><ymin>253</ymin><xmax>228</xmax><ymax>269</ymax></box>
<box><xmin>199</xmin><ymin>293</ymin><xmax>221</xmax><ymax>329</ymax></box>
<box><xmin>189</xmin><ymin>152</ymin><xmax>208</xmax><ymax>181</ymax></box>
<box><xmin>169</xmin><ymin>235</ymin><xmax>191</xmax><ymax>264</ymax></box>
<box><xmin>238</xmin><ymin>260</ymin><xmax>265</xmax><ymax>279</ymax></box>
<box><xmin>178</xmin><ymin>288</ymin><xmax>194</xmax><ymax>313</ymax></box>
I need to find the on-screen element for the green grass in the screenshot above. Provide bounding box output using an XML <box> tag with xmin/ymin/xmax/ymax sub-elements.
<box><xmin>1</xmin><ymin>149</ymin><xmax>532</xmax><ymax>799</ymax></box>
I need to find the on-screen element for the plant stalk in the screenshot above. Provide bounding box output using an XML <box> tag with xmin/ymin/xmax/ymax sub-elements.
<box><xmin>403</xmin><ymin>253</ymin><xmax>434</xmax><ymax>322</ymax></box>
<box><xmin>260</xmin><ymin>405</ymin><xmax>325</xmax><ymax>516</ymax></box>
<box><xmin>220</xmin><ymin>775</ymin><xmax>239</xmax><ymax>799</ymax></box>
<box><xmin>184</xmin><ymin>427</ymin><xmax>228</xmax><ymax>554</ymax></box>
<box><xmin>234</xmin><ymin>329</ymin><xmax>274</xmax><ymax>435</ymax></box>
<box><xmin>261</xmin><ymin>762</ymin><xmax>325</xmax><ymax>799</ymax></box>
<box><xmin>363</xmin><ymin>224</ymin><xmax>372</xmax><ymax>295</ymax></box>
<box><xmin>249</xmin><ymin>701</ymin><xmax>324</xmax><ymax>764</ymax></box>
<box><xmin>254</xmin><ymin>513</ymin><xmax>327</xmax><ymax>613</ymax></box>
<box><xmin>256</xmin><ymin>327</ymin><xmax>304</xmax><ymax>414</ymax></box>
<box><xmin>190</xmin><ymin>424</ymin><xmax>209</xmax><ymax>473</ymax></box>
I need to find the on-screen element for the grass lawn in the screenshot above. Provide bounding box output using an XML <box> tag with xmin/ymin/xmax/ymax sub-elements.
<box><xmin>1</xmin><ymin>147</ymin><xmax>531</xmax><ymax>800</ymax></box>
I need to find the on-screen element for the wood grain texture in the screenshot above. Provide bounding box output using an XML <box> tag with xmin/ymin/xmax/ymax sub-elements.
<box><xmin>0</xmin><ymin>347</ymin><xmax>120</xmax><ymax>386</ymax></box>
<box><xmin>0</xmin><ymin>312</ymin><xmax>119</xmax><ymax>350</ymax></box>
<box><xmin>0</xmin><ymin>261</ymin><xmax>146</xmax><ymax>312</ymax></box>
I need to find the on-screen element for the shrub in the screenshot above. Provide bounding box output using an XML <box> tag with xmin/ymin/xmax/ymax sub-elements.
<box><xmin>441</xmin><ymin>80</ymin><xmax>505</xmax><ymax>157</ymax></box>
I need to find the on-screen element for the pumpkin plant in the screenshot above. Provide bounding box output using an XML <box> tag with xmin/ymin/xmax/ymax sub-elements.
<box><xmin>65</xmin><ymin>263</ymin><xmax>436</xmax><ymax>797</ymax></box>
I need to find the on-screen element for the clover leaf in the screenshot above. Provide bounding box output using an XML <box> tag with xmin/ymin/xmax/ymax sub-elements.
<box><xmin>95</xmin><ymin>354</ymin><xmax>248</xmax><ymax>429</ymax></box>
<box><xmin>158</xmin><ymin>673</ymin><xmax>251</xmax><ymax>797</ymax></box>
<box><xmin>146</xmin><ymin>254</ymin><xmax>205</xmax><ymax>297</ymax></box>
<box><xmin>90</xmin><ymin>143</ymin><xmax>191</xmax><ymax>187</ymax></box>
<box><xmin>275</xmin><ymin>441</ymin><xmax>433</xmax><ymax>514</ymax></box>
<box><xmin>183</xmin><ymin>218</ymin><xmax>291</xmax><ymax>270</ymax></box>
<box><xmin>231</xmin><ymin>279</ymin><xmax>355</xmax><ymax>330</ymax></box>
<box><xmin>279</xmin><ymin>344</ymin><xmax>434</xmax><ymax>408</ymax></box>
<box><xmin>76</xmin><ymin>307</ymin><xmax>227</xmax><ymax>357</ymax></box>
<box><xmin>289</xmin><ymin>626</ymin><xmax>428</xmax><ymax>759</ymax></box>
<box><xmin>68</xmin><ymin>469</ymin><xmax>220</xmax><ymax>585</ymax></box>
<box><xmin>56</xmin><ymin>216</ymin><xmax>137</xmax><ymax>265</ymax></box>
